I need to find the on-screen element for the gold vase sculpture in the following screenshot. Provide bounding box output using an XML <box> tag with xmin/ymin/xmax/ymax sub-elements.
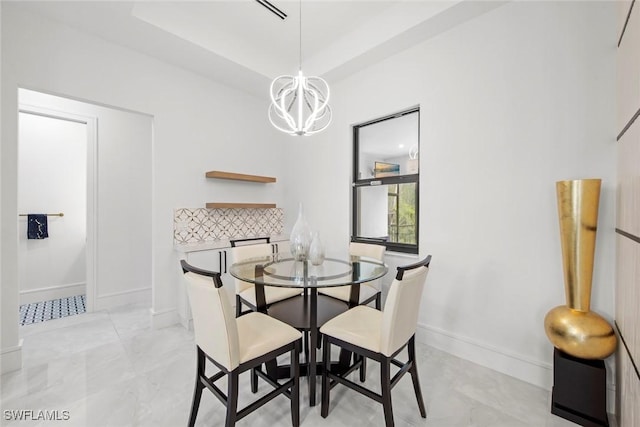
<box><xmin>543</xmin><ymin>179</ymin><xmax>617</xmax><ymax>360</ymax></box>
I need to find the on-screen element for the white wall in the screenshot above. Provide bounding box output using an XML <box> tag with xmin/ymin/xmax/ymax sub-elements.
<box><xmin>1</xmin><ymin>4</ymin><xmax>285</xmax><ymax>373</ymax></box>
<box><xmin>283</xmin><ymin>0</ymin><xmax>617</xmax><ymax>393</ymax></box>
<box><xmin>18</xmin><ymin>112</ymin><xmax>87</xmax><ymax>303</ymax></box>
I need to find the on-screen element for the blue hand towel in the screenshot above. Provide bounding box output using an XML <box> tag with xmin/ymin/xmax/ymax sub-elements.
<box><xmin>27</xmin><ymin>214</ymin><xmax>48</xmax><ymax>239</ymax></box>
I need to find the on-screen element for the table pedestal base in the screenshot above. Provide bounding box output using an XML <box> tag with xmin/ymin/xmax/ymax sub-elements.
<box><xmin>267</xmin><ymin>292</ymin><xmax>352</xmax><ymax>406</ymax></box>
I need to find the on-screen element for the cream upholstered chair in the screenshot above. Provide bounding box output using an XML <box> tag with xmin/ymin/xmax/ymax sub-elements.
<box><xmin>320</xmin><ymin>255</ymin><xmax>432</xmax><ymax>427</ymax></box>
<box><xmin>181</xmin><ymin>260</ymin><xmax>302</xmax><ymax>427</ymax></box>
<box><xmin>319</xmin><ymin>242</ymin><xmax>386</xmax><ymax>309</ymax></box>
<box><xmin>232</xmin><ymin>243</ymin><xmax>301</xmax><ymax>317</ymax></box>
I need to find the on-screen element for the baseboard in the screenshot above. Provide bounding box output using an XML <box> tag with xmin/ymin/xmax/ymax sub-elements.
<box><xmin>416</xmin><ymin>323</ymin><xmax>616</xmax><ymax>413</ymax></box>
<box><xmin>179</xmin><ymin>316</ymin><xmax>194</xmax><ymax>331</ymax></box>
<box><xmin>416</xmin><ymin>322</ymin><xmax>553</xmax><ymax>389</ymax></box>
<box><xmin>93</xmin><ymin>287</ymin><xmax>151</xmax><ymax>311</ymax></box>
<box><xmin>150</xmin><ymin>307</ymin><xmax>179</xmax><ymax>329</ymax></box>
<box><xmin>19</xmin><ymin>282</ymin><xmax>86</xmax><ymax>305</ymax></box>
<box><xmin>0</xmin><ymin>340</ymin><xmax>23</xmax><ymax>374</ymax></box>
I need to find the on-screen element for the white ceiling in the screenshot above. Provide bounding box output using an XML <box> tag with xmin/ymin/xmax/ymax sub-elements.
<box><xmin>12</xmin><ymin>0</ymin><xmax>508</xmax><ymax>97</ymax></box>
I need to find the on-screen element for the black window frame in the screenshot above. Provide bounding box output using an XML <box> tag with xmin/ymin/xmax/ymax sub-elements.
<box><xmin>351</xmin><ymin>107</ymin><xmax>420</xmax><ymax>254</ymax></box>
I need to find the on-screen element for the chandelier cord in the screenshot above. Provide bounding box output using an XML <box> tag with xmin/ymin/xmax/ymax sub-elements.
<box><xmin>298</xmin><ymin>0</ymin><xmax>302</xmax><ymax>71</ymax></box>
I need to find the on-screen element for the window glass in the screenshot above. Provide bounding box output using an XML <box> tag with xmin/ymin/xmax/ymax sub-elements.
<box><xmin>352</xmin><ymin>108</ymin><xmax>419</xmax><ymax>254</ymax></box>
<box><xmin>355</xmin><ymin>183</ymin><xmax>417</xmax><ymax>245</ymax></box>
<box><xmin>357</xmin><ymin>112</ymin><xmax>419</xmax><ymax>180</ymax></box>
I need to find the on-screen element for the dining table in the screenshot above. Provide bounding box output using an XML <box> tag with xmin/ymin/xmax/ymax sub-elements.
<box><xmin>229</xmin><ymin>253</ymin><xmax>388</xmax><ymax>406</ymax></box>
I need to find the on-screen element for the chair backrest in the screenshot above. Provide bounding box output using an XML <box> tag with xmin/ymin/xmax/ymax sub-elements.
<box><xmin>230</xmin><ymin>243</ymin><xmax>273</xmax><ymax>294</ymax></box>
<box><xmin>380</xmin><ymin>255</ymin><xmax>431</xmax><ymax>356</ymax></box>
<box><xmin>181</xmin><ymin>260</ymin><xmax>240</xmax><ymax>371</ymax></box>
<box><xmin>350</xmin><ymin>242</ymin><xmax>386</xmax><ymax>292</ymax></box>
<box><xmin>349</xmin><ymin>242</ymin><xmax>386</xmax><ymax>261</ymax></box>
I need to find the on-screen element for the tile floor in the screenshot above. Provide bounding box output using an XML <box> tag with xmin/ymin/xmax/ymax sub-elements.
<box><xmin>0</xmin><ymin>304</ymin><xmax>606</xmax><ymax>426</ymax></box>
<box><xmin>19</xmin><ymin>295</ymin><xmax>86</xmax><ymax>326</ymax></box>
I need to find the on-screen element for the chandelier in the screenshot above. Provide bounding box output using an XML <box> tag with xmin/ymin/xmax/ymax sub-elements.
<box><xmin>268</xmin><ymin>0</ymin><xmax>332</xmax><ymax>136</ymax></box>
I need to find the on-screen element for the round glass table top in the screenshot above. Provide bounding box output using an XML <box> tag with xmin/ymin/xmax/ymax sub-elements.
<box><xmin>229</xmin><ymin>255</ymin><xmax>388</xmax><ymax>289</ymax></box>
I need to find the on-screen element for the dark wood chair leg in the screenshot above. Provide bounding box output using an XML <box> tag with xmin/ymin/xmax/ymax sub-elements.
<box><xmin>265</xmin><ymin>359</ymin><xmax>278</xmax><ymax>379</ymax></box>
<box><xmin>251</xmin><ymin>367</ymin><xmax>258</xmax><ymax>393</ymax></box>
<box><xmin>359</xmin><ymin>354</ymin><xmax>367</xmax><ymax>383</ymax></box>
<box><xmin>291</xmin><ymin>341</ymin><xmax>300</xmax><ymax>427</ymax></box>
<box><xmin>303</xmin><ymin>331</ymin><xmax>310</xmax><ymax>364</ymax></box>
<box><xmin>225</xmin><ymin>370</ymin><xmax>239</xmax><ymax>427</ymax></box>
<box><xmin>375</xmin><ymin>293</ymin><xmax>381</xmax><ymax>310</ymax></box>
<box><xmin>381</xmin><ymin>357</ymin><xmax>394</xmax><ymax>427</ymax></box>
<box><xmin>188</xmin><ymin>348</ymin><xmax>205</xmax><ymax>427</ymax></box>
<box><xmin>408</xmin><ymin>337</ymin><xmax>427</xmax><ymax>418</ymax></box>
<box><xmin>338</xmin><ymin>348</ymin><xmax>352</xmax><ymax>370</ymax></box>
<box><xmin>235</xmin><ymin>295</ymin><xmax>241</xmax><ymax>318</ymax></box>
<box><xmin>321</xmin><ymin>337</ymin><xmax>331</xmax><ymax>418</ymax></box>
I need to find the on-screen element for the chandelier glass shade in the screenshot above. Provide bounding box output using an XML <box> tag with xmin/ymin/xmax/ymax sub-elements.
<box><xmin>269</xmin><ymin>70</ymin><xmax>332</xmax><ymax>136</ymax></box>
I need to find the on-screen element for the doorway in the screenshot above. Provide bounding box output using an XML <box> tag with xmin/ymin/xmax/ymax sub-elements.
<box><xmin>17</xmin><ymin>88</ymin><xmax>153</xmax><ymax>317</ymax></box>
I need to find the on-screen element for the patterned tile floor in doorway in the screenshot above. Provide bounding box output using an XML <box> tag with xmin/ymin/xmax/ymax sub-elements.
<box><xmin>19</xmin><ymin>295</ymin><xmax>86</xmax><ymax>325</ymax></box>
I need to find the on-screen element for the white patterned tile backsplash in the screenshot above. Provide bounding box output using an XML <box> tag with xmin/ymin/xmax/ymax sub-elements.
<box><xmin>173</xmin><ymin>208</ymin><xmax>284</xmax><ymax>244</ymax></box>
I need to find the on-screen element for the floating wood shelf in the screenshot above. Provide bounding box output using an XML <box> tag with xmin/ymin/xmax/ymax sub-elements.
<box><xmin>205</xmin><ymin>171</ymin><xmax>276</xmax><ymax>183</ymax></box>
<box><xmin>206</xmin><ymin>203</ymin><xmax>276</xmax><ymax>209</ymax></box>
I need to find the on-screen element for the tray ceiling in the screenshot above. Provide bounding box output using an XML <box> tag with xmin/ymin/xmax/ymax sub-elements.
<box><xmin>10</xmin><ymin>1</ymin><xmax>508</xmax><ymax>97</ymax></box>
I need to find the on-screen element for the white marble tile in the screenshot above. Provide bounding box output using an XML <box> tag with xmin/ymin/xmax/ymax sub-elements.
<box><xmin>119</xmin><ymin>325</ymin><xmax>194</xmax><ymax>375</ymax></box>
<box><xmin>20</xmin><ymin>317</ymin><xmax>120</xmax><ymax>368</ymax></box>
<box><xmin>108</xmin><ymin>303</ymin><xmax>151</xmax><ymax>340</ymax></box>
<box><xmin>0</xmin><ymin>357</ymin><xmax>50</xmax><ymax>398</ymax></box>
<box><xmin>1</xmin><ymin>305</ymin><xmax>590</xmax><ymax>427</ymax></box>
<box><xmin>468</xmin><ymin>404</ymin><xmax>532</xmax><ymax>427</ymax></box>
<box><xmin>131</xmin><ymin>349</ymin><xmax>196</xmax><ymax>425</ymax></box>
<box><xmin>39</xmin><ymin>378</ymin><xmax>144</xmax><ymax>427</ymax></box>
<box><xmin>1</xmin><ymin>342</ymin><xmax>136</xmax><ymax>418</ymax></box>
<box><xmin>19</xmin><ymin>310</ymin><xmax>111</xmax><ymax>338</ymax></box>
<box><xmin>446</xmin><ymin>358</ymin><xmax>555</xmax><ymax>426</ymax></box>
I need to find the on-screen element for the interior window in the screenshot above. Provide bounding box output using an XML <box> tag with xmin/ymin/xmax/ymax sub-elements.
<box><xmin>352</xmin><ymin>108</ymin><xmax>419</xmax><ymax>254</ymax></box>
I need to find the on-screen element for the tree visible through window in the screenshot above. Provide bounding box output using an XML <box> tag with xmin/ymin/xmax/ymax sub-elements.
<box><xmin>388</xmin><ymin>183</ymin><xmax>417</xmax><ymax>245</ymax></box>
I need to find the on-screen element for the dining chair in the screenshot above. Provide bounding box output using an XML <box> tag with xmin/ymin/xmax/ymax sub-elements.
<box><xmin>319</xmin><ymin>255</ymin><xmax>432</xmax><ymax>427</ymax></box>
<box><xmin>180</xmin><ymin>260</ymin><xmax>302</xmax><ymax>427</ymax></box>
<box><xmin>319</xmin><ymin>242</ymin><xmax>386</xmax><ymax>309</ymax></box>
<box><xmin>231</xmin><ymin>243</ymin><xmax>302</xmax><ymax>317</ymax></box>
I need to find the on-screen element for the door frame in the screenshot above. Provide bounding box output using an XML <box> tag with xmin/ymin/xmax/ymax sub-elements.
<box><xmin>17</xmin><ymin>104</ymin><xmax>98</xmax><ymax>313</ymax></box>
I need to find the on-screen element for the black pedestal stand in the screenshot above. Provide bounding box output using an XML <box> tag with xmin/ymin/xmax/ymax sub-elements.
<box><xmin>551</xmin><ymin>348</ymin><xmax>608</xmax><ymax>427</ymax></box>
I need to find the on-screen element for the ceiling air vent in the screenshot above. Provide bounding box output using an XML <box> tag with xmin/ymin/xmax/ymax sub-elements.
<box><xmin>255</xmin><ymin>0</ymin><xmax>287</xmax><ymax>20</ymax></box>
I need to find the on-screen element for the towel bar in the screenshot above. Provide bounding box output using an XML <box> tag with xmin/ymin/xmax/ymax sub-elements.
<box><xmin>19</xmin><ymin>213</ymin><xmax>64</xmax><ymax>217</ymax></box>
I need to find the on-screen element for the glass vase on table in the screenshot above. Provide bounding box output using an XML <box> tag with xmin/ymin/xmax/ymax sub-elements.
<box><xmin>290</xmin><ymin>203</ymin><xmax>312</xmax><ymax>261</ymax></box>
<box><xmin>309</xmin><ymin>231</ymin><xmax>325</xmax><ymax>266</ymax></box>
